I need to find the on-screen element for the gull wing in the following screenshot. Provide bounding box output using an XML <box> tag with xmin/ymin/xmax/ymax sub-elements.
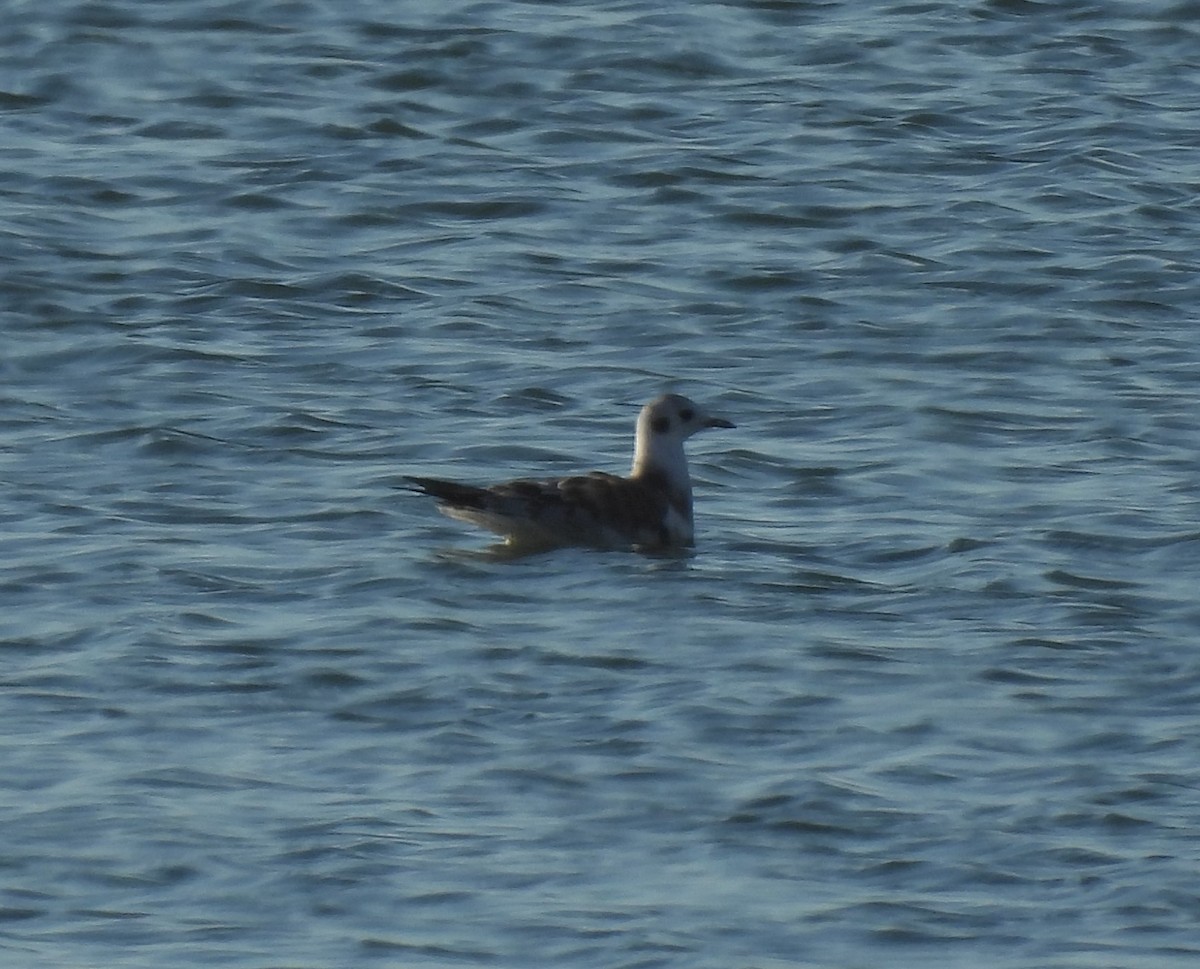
<box><xmin>403</xmin><ymin>473</ymin><xmax>689</xmax><ymax>549</ymax></box>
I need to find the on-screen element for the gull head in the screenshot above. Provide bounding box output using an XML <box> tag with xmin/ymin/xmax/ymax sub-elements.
<box><xmin>631</xmin><ymin>394</ymin><xmax>734</xmax><ymax>481</ymax></box>
<box><xmin>642</xmin><ymin>394</ymin><xmax>735</xmax><ymax>439</ymax></box>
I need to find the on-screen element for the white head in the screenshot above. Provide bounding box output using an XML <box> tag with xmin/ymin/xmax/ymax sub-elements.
<box><xmin>630</xmin><ymin>394</ymin><xmax>735</xmax><ymax>485</ymax></box>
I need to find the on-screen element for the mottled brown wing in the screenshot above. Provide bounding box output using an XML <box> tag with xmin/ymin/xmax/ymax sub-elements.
<box><xmin>405</xmin><ymin>473</ymin><xmax>680</xmax><ymax>547</ymax></box>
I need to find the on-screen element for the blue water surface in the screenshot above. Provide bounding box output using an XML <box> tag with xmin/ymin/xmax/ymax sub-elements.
<box><xmin>4</xmin><ymin>1</ymin><xmax>1200</xmax><ymax>967</ymax></box>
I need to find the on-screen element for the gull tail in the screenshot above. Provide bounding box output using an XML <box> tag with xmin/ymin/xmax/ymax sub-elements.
<box><xmin>403</xmin><ymin>474</ymin><xmax>540</xmax><ymax>544</ymax></box>
<box><xmin>401</xmin><ymin>476</ymin><xmax>491</xmax><ymax>510</ymax></box>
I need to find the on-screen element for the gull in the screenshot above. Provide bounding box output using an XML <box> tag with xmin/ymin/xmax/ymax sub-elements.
<box><xmin>404</xmin><ymin>394</ymin><xmax>734</xmax><ymax>551</ymax></box>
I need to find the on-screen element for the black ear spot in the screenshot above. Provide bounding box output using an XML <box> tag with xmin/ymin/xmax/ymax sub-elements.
<box><xmin>651</xmin><ymin>416</ymin><xmax>670</xmax><ymax>433</ymax></box>
<box><xmin>679</xmin><ymin>407</ymin><xmax>694</xmax><ymax>422</ymax></box>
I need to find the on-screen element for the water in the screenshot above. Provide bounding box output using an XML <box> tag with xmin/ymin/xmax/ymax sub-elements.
<box><xmin>4</xmin><ymin>1</ymin><xmax>1200</xmax><ymax>966</ymax></box>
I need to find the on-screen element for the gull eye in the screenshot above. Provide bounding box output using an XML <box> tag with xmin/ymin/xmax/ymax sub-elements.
<box><xmin>679</xmin><ymin>408</ymin><xmax>694</xmax><ymax>422</ymax></box>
